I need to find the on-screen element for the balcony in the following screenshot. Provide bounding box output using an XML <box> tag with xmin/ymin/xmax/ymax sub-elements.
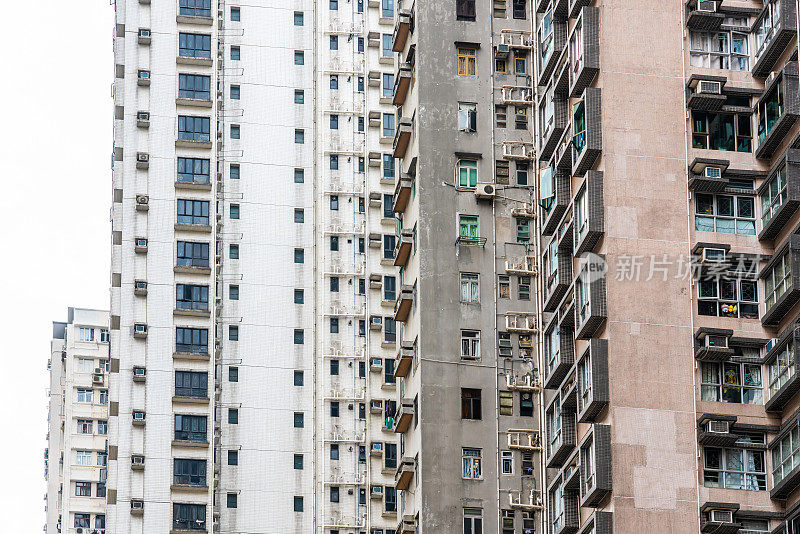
<box><xmin>393</xmin><ymin>173</ymin><xmax>413</xmax><ymax>213</ymax></box>
<box><xmin>544</xmin><ymin>317</ymin><xmax>575</xmax><ymax>391</ymax></box>
<box><xmin>393</xmin><ymin>118</ymin><xmax>412</xmax><ymax>158</ymax></box>
<box><xmin>397</xmin><ymin>515</ymin><xmax>417</xmax><ymax>534</ymax></box>
<box><xmin>502</xmin><ymin>86</ymin><xmax>533</xmax><ymax>106</ymax></box>
<box><xmin>759</xmin><ymin>149</ymin><xmax>800</xmax><ymax>240</ymax></box>
<box><xmin>393</xmin><ymin>399</ymin><xmax>414</xmax><ymax>434</ymax></box>
<box><xmin>575</xmin><ymin>254</ymin><xmax>607</xmax><ymax>340</ymax></box>
<box><xmin>505</xmin><ymin>314</ymin><xmax>537</xmax><ymax>333</ymax></box>
<box><xmin>506</xmin><ymin>255</ymin><xmax>537</xmax><ymax>275</ymax></box>
<box><xmin>551</xmin><ymin>124</ymin><xmax>573</xmax><ymax>173</ymax></box>
<box><xmin>392</xmin><ymin>10</ymin><xmax>412</xmax><ymax>52</ymax></box>
<box><xmin>760</xmin><ymin>235</ymin><xmax>800</xmax><ymax>326</ymax></box>
<box><xmin>395</xmin><ymin>457</ymin><xmax>415</xmax><ymax>490</ymax></box>
<box><xmin>507</xmin><ymin>371</ymin><xmax>541</xmax><ymax>391</ymax></box>
<box><xmin>508</xmin><ymin>430</ymin><xmax>542</xmax><ymax>451</ymax></box>
<box><xmin>541</xmin><ymin>169</ymin><xmax>571</xmax><ymax>236</ymax></box>
<box><xmin>569</xmin><ymin>6</ymin><xmax>600</xmax><ymax>98</ymax></box>
<box><xmin>537</xmin><ymin>17</ymin><xmax>567</xmax><ymax>87</ymax></box>
<box><xmin>393</xmin><ymin>230</ymin><xmax>413</xmax><ymax>267</ymax></box>
<box><xmin>509</xmin><ymin>489</ymin><xmax>544</xmax><ymax>511</ymax></box>
<box><xmin>543</xmin><ymin>245</ymin><xmax>572</xmax><ymax>312</ymax></box>
<box><xmin>580</xmin><ymin>424</ymin><xmax>612</xmax><ymax>508</ymax></box>
<box><xmin>572</xmin><ymin>87</ymin><xmax>602</xmax><ymax>177</ymax></box>
<box><xmin>686</xmin><ymin>0</ymin><xmax>724</xmax><ymax>31</ymax></box>
<box><xmin>546</xmin><ymin>406</ymin><xmax>576</xmax><ymax>470</ymax></box>
<box><xmin>500</xmin><ymin>30</ymin><xmax>533</xmax><ymax>49</ymax></box>
<box><xmin>395</xmin><ymin>341</ymin><xmax>414</xmax><ymax>378</ymax></box>
<box><xmin>755</xmin><ymin>62</ymin><xmax>800</xmax><ymax>160</ymax></box>
<box><xmin>394</xmin><ymin>285</ymin><xmax>414</xmax><ymax>322</ymax></box>
<box><xmin>764</xmin><ymin>328</ymin><xmax>800</xmax><ymax>413</ymax></box>
<box><xmin>539</xmin><ymin>94</ymin><xmax>568</xmax><ymax>161</ymax></box>
<box><xmin>751</xmin><ymin>0</ymin><xmax>797</xmax><ymax>78</ymax></box>
<box><xmin>502</xmin><ymin>141</ymin><xmax>535</xmax><ymax>160</ymax></box>
<box><xmin>573</xmin><ymin>171</ymin><xmax>604</xmax><ymax>256</ymax></box>
<box><xmin>393</xmin><ymin>63</ymin><xmax>412</xmax><ymax>106</ymax></box>
<box><xmin>577</xmin><ymin>339</ymin><xmax>609</xmax><ymax>423</ymax></box>
<box><xmin>553</xmin><ymin>47</ymin><xmax>570</xmax><ymax>97</ymax></box>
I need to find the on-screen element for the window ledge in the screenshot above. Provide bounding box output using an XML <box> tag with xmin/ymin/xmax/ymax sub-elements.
<box><xmin>176</xmin><ymin>14</ymin><xmax>213</xmax><ymax>25</ymax></box>
<box><xmin>175</xmin><ymin>180</ymin><xmax>212</xmax><ymax>191</ymax></box>
<box><xmin>173</xmin><ymin>308</ymin><xmax>211</xmax><ymax>318</ymax></box>
<box><xmin>172</xmin><ymin>395</ymin><xmax>210</xmax><ymax>405</ymax></box>
<box><xmin>171</xmin><ymin>440</ymin><xmax>210</xmax><ymax>448</ymax></box>
<box><xmin>176</xmin><ymin>97</ymin><xmax>213</xmax><ymax>108</ymax></box>
<box><xmin>175</xmin><ymin>139</ymin><xmax>212</xmax><ymax>149</ymax></box>
<box><xmin>174</xmin><ymin>223</ymin><xmax>213</xmax><ymax>233</ymax></box>
<box><xmin>174</xmin><ymin>265</ymin><xmax>211</xmax><ymax>275</ymax></box>
<box><xmin>176</xmin><ymin>56</ymin><xmax>213</xmax><ymax>67</ymax></box>
<box><xmin>170</xmin><ymin>483</ymin><xmax>209</xmax><ymax>492</ymax></box>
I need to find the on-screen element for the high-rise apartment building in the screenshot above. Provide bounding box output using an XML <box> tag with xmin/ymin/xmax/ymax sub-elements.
<box><xmin>45</xmin><ymin>308</ymin><xmax>110</xmax><ymax>534</ymax></box>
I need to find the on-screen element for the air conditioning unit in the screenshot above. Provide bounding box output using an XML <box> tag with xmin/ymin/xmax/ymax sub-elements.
<box><xmin>710</xmin><ymin>509</ymin><xmax>734</xmax><ymax>523</ymax></box>
<box><xmin>704</xmin><ymin>334</ymin><xmax>728</xmax><ymax>349</ymax></box>
<box><xmin>135</xmin><ymin>194</ymin><xmax>149</xmax><ymax>207</ymax></box>
<box><xmin>499</xmin><ymin>347</ymin><xmax>513</xmax><ymax>357</ymax></box>
<box><xmin>133</xmin><ymin>367</ymin><xmax>146</xmax><ymax>378</ymax></box>
<box><xmin>697</xmin><ymin>0</ymin><xmax>717</xmax><ymax>13</ymax></box>
<box><xmin>371</xmin><ymin>442</ymin><xmax>383</xmax><ymax>453</ymax></box>
<box><xmin>703</xmin><ymin>166</ymin><xmax>722</xmax><ymax>178</ymax></box>
<box><xmin>135</xmin><ymin>280</ymin><xmax>147</xmax><ymax>291</ymax></box>
<box><xmin>475</xmin><ymin>183</ymin><xmax>496</xmax><ymax>200</ymax></box>
<box><xmin>131</xmin><ymin>455</ymin><xmax>145</xmax><ymax>466</ymax></box>
<box><xmin>370</xmin><ymin>315</ymin><xmax>382</xmax><ymax>326</ymax></box>
<box><xmin>138</xmin><ymin>28</ymin><xmax>151</xmax><ymax>38</ymax></box>
<box><xmin>370</xmin><ymin>358</ymin><xmax>383</xmax><ymax>371</ymax></box>
<box><xmin>697</xmin><ymin>80</ymin><xmax>722</xmax><ymax>94</ymax></box>
<box><xmin>136</xmin><ymin>152</ymin><xmax>149</xmax><ymax>163</ymax></box>
<box><xmin>135</xmin><ymin>237</ymin><xmax>148</xmax><ymax>249</ymax></box>
<box><xmin>137</xmin><ymin>70</ymin><xmax>151</xmax><ymax>85</ymax></box>
<box><xmin>133</xmin><ymin>323</ymin><xmax>148</xmax><ymax>335</ymax></box>
<box><xmin>136</xmin><ymin>110</ymin><xmax>150</xmax><ymax>121</ymax></box>
<box><xmin>706</xmin><ymin>420</ymin><xmax>730</xmax><ymax>434</ymax></box>
<box><xmin>92</xmin><ymin>374</ymin><xmax>103</xmax><ymax>384</ymax></box>
<box><xmin>131</xmin><ymin>499</ymin><xmax>144</xmax><ymax>510</ymax></box>
<box><xmin>371</xmin><ymin>485</ymin><xmax>384</xmax><ymax>498</ymax></box>
<box><xmin>133</xmin><ymin>411</ymin><xmax>146</xmax><ymax>421</ymax></box>
<box><xmin>701</xmin><ymin>248</ymin><xmax>725</xmax><ymax>263</ymax></box>
<box><xmin>495</xmin><ymin>43</ymin><xmax>510</xmax><ymax>58</ymax></box>
<box><xmin>765</xmin><ymin>338</ymin><xmax>779</xmax><ymax>354</ymax></box>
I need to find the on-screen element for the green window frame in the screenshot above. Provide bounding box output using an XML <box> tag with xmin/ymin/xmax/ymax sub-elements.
<box><xmin>458</xmin><ymin>215</ymin><xmax>479</xmax><ymax>241</ymax></box>
<box><xmin>459</xmin><ymin>160</ymin><xmax>478</xmax><ymax>188</ymax></box>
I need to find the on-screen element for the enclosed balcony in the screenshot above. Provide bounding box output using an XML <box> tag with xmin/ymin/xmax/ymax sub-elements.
<box><xmin>576</xmin><ymin>339</ymin><xmax>609</xmax><ymax>423</ymax></box>
<box><xmin>579</xmin><ymin>424</ymin><xmax>612</xmax><ymax>508</ymax></box>
<box><xmin>755</xmin><ymin>62</ymin><xmax>800</xmax><ymax>160</ymax></box>
<box><xmin>574</xmin><ymin>254</ymin><xmax>607</xmax><ymax>339</ymax></box>
<box><xmin>394</xmin><ymin>399</ymin><xmax>414</xmax><ymax>434</ymax></box>
<box><xmin>393</xmin><ymin>173</ymin><xmax>413</xmax><ymax>213</ymax></box>
<box><xmin>393</xmin><ymin>63</ymin><xmax>412</xmax><ymax>106</ymax></box>
<box><xmin>537</xmin><ymin>7</ymin><xmax>567</xmax><ymax>87</ymax></box>
<box><xmin>760</xmin><ymin>235</ymin><xmax>800</xmax><ymax>326</ymax></box>
<box><xmin>759</xmin><ymin>149</ymin><xmax>800</xmax><ymax>240</ymax></box>
<box><xmin>543</xmin><ymin>315</ymin><xmax>575</xmax><ymax>390</ymax></box>
<box><xmin>751</xmin><ymin>0</ymin><xmax>797</xmax><ymax>78</ymax></box>
<box><xmin>395</xmin><ymin>457</ymin><xmax>415</xmax><ymax>490</ymax></box>
<box><xmin>573</xmin><ymin>171</ymin><xmax>604</xmax><ymax>256</ymax></box>
<box><xmin>546</xmin><ymin>395</ymin><xmax>576</xmax><ymax>469</ymax></box>
<box><xmin>543</xmin><ymin>237</ymin><xmax>572</xmax><ymax>312</ymax></box>
<box><xmin>541</xmin><ymin>168</ymin><xmax>571</xmax><ymax>236</ymax></box>
<box><xmin>392</xmin><ymin>9</ymin><xmax>412</xmax><ymax>52</ymax></box>
<box><xmin>539</xmin><ymin>87</ymin><xmax>568</xmax><ymax>161</ymax></box>
<box><xmin>394</xmin><ymin>285</ymin><xmax>413</xmax><ymax>322</ymax></box>
<box><xmin>763</xmin><ymin>327</ymin><xmax>800</xmax><ymax>413</ymax></box>
<box><xmin>393</xmin><ymin>229</ymin><xmax>413</xmax><ymax>266</ymax></box>
<box><xmin>395</xmin><ymin>341</ymin><xmax>414</xmax><ymax>378</ymax></box>
<box><xmin>393</xmin><ymin>118</ymin><xmax>412</xmax><ymax>158</ymax></box>
<box><xmin>572</xmin><ymin>88</ymin><xmax>602</xmax><ymax>177</ymax></box>
<box><xmin>569</xmin><ymin>6</ymin><xmax>599</xmax><ymax>98</ymax></box>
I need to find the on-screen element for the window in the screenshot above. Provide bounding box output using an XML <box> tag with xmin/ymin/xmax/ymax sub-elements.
<box><xmin>758</xmin><ymin>80</ymin><xmax>785</xmax><ymax>146</ymax></box>
<box><xmin>514</xmin><ymin>53</ymin><xmax>527</xmax><ymax>74</ymax></box>
<box><xmin>330</xmin><ymin>114</ymin><xmax>339</xmax><ymax>129</ymax></box>
<box><xmin>383</xmin><ymin>194</ymin><xmax>394</xmax><ymax>218</ymax></box>
<box><xmin>330</xmin><ymin>318</ymin><xmax>339</xmax><ymax>334</ymax></box>
<box><xmin>512</xmin><ymin>0</ymin><xmax>526</xmax><ymax>18</ymax></box>
<box><xmin>176</xmin><ymin>327</ymin><xmax>208</xmax><ymax>353</ymax></box>
<box><xmin>96</xmin><ymin>483</ymin><xmax>106</xmax><ymax>497</ymax></box>
<box><xmin>704</xmin><ymin>446</ymin><xmax>766</xmax><ymax>490</ymax></box>
<box><xmin>516</xmin><ymin>219</ymin><xmax>531</xmax><ymax>243</ymax></box>
<box><xmin>294</xmin><ymin>89</ymin><xmax>304</xmax><ymax>104</ymax></box>
<box><xmin>294</xmin><ymin>370</ymin><xmax>304</xmax><ymax>386</ymax></box>
<box><xmin>74</xmin><ymin>514</ymin><xmax>90</xmax><ymax>528</ymax></box>
<box><xmin>384</xmin><ymin>317</ymin><xmax>397</xmax><ymax>343</ymax></box>
<box><xmin>382</xmin><ymin>0</ymin><xmax>394</xmax><ymax>17</ymax></box>
<box><xmin>383</xmin><ymin>73</ymin><xmax>395</xmax><ymax>98</ymax></box>
<box><xmin>294</xmin><ymin>412</ymin><xmax>304</xmax><ymax>428</ymax></box>
<box><xmin>460</xmin><ymin>273</ymin><xmax>480</xmax><ymax>304</ymax></box>
<box><xmin>461</xmin><ymin>388</ymin><xmax>482</xmax><ymax>419</ymax></box>
<box><xmin>457</xmin><ymin>103</ymin><xmax>478</xmax><ymax>134</ymax></box>
<box><xmin>385</xmin><ymin>443</ymin><xmax>398</xmax><ymax>469</ymax></box>
<box><xmin>174</xmin><ymin>414</ymin><xmax>207</xmax><ymax>442</ymax></box>
<box><xmin>772</xmin><ymin>425</ymin><xmax>800</xmax><ymax>485</ymax></box>
<box><xmin>173</xmin><ymin>503</ymin><xmax>206</xmax><ymax>531</ymax></box>
<box><xmin>180</xmin><ymin>0</ymin><xmax>211</xmax><ymax>17</ymax></box>
<box><xmin>330</xmin><ymin>75</ymin><xmax>339</xmax><ymax>89</ymax></box>
<box><xmin>358</xmin><ymin>116</ymin><xmax>365</xmax><ymax>131</ymax></box>
<box><xmin>496</xmin><ymin>56</ymin><xmax>508</xmax><ymax>73</ymax></box>
<box><xmin>295</xmin><ymin>129</ymin><xmax>305</xmax><ymax>144</ymax></box>
<box><xmin>499</xmin><ymin>275</ymin><xmax>510</xmax><ymax>299</ymax></box>
<box><xmin>178</xmin><ymin>74</ymin><xmax>211</xmax><ymax>100</ymax></box>
<box><xmin>229</xmin><ymin>367</ymin><xmax>238</xmax><ymax>382</ymax></box>
<box><xmin>690</xmin><ymin>29</ymin><xmax>749</xmax><ymax>71</ymax></box>
<box><xmin>382</xmin><ymin>34</ymin><xmax>393</xmax><ymax>57</ymax></box>
<box><xmin>701</xmin><ymin>362</ymin><xmax>762</xmax><ymax>404</ymax></box>
<box><xmin>330</xmin><ymin>195</ymin><xmax>339</xmax><ymax>210</ymax></box>
<box><xmin>179</xmin><ymin>33</ymin><xmax>211</xmax><ymax>58</ymax></box>
<box><xmin>294</xmin><ymin>168</ymin><xmax>305</xmax><ymax>183</ymax></box>
<box><xmin>501</xmin><ymin>451</ymin><xmax>513</xmax><ymax>474</ymax></box>
<box><xmin>177</xmin><ymin>157</ymin><xmax>210</xmax><ymax>184</ymax></box>
<box><xmin>97</xmin><ymin>420</ymin><xmax>108</xmax><ymax>435</ymax></box>
<box><xmin>174</xmin><ymin>458</ymin><xmax>207</xmax><ymax>486</ymax></box>
<box><xmin>547</xmin><ymin>397</ymin><xmax>563</xmax><ymax>455</ymax></box>
<box><xmin>384</xmin><ymin>358</ymin><xmax>396</xmax><ymax>384</ymax></box>
<box><xmin>457</xmin><ymin>159</ymin><xmax>478</xmax><ymax>188</ymax></box>
<box><xmin>294</xmin><ymin>329</ymin><xmax>304</xmax><ymax>344</ymax></box>
<box><xmin>538</xmin><ymin>6</ymin><xmax>554</xmax><ymax>71</ymax></box>
<box><xmin>499</xmin><ymin>391</ymin><xmax>513</xmax><ymax>416</ymax></box>
<box><xmin>456</xmin><ymin>0</ymin><xmax>476</xmax><ymax>20</ymax></box>
<box><xmin>77</xmin><ymin>358</ymin><xmax>94</xmax><ymax>373</ymax></box>
<box><xmin>77</xmin><ymin>389</ymin><xmax>92</xmax><ymax>404</ymax></box>
<box><xmin>331</xmin><ymin>236</ymin><xmax>340</xmax><ymax>251</ymax></box>
<box><xmin>75</xmin><ymin>481</ymin><xmax>91</xmax><ymax>496</ymax></box>
<box><xmin>461</xmin><ymin>330</ymin><xmax>480</xmax><ymax>359</ymax></box>
<box><xmin>494</xmin><ymin>0</ymin><xmax>507</xmax><ymax>17</ymax></box>
<box><xmin>496</xmin><ymin>105</ymin><xmax>507</xmax><ymax>127</ymax></box>
<box><xmin>383</xmin><ymin>154</ymin><xmax>395</xmax><ymax>179</ymax></box>
<box><xmin>330</xmin><ymin>155</ymin><xmax>339</xmax><ymax>170</ymax></box>
<box><xmin>383</xmin><ymin>234</ymin><xmax>396</xmax><ymax>260</ymax></box>
<box><xmin>294</xmin><ymin>248</ymin><xmax>304</xmax><ymax>263</ymax></box>
<box><xmin>230</xmin><ymin>124</ymin><xmax>240</xmax><ymax>139</ymax></box>
<box><xmin>330</xmin><ymin>277</ymin><xmax>340</xmax><ymax>293</ymax></box>
<box><xmin>383</xmin><ymin>113</ymin><xmax>395</xmax><ymax>137</ymax></box>
<box><xmin>98</xmin><ymin>389</ymin><xmax>108</xmax><ymax>405</ymax></box>
<box><xmin>330</xmin><ymin>443</ymin><xmax>340</xmax><ymax>460</ymax></box>
<box><xmin>769</xmin><ymin>342</ymin><xmax>794</xmax><ymax>399</ymax></box>
<box><xmin>75</xmin><ymin>450</ymin><xmax>92</xmax><ymax>466</ymax></box>
<box><xmin>331</xmin><ymin>486</ymin><xmax>340</xmax><ymax>502</ymax></box>
<box><xmin>294</xmin><ymin>11</ymin><xmax>303</xmax><ymax>25</ymax></box>
<box><xmin>458</xmin><ymin>47</ymin><xmax>477</xmax><ymax>76</ymax></box>
<box><xmin>694</xmin><ymin>193</ymin><xmax>755</xmax><ymax>235</ymax></box>
<box><xmin>761</xmin><ymin>163</ymin><xmax>787</xmax><ymax>228</ymax></box>
<box><xmin>227</xmin><ymin>408</ymin><xmax>238</xmax><ymax>425</ymax></box>
<box><xmin>515</xmin><ymin>106</ymin><xmax>528</xmax><ymax>129</ymax></box>
<box><xmin>692</xmin><ymin>110</ymin><xmax>752</xmax><ymax>152</ymax></box>
<box><xmin>227</xmin><ymin>493</ymin><xmax>237</xmax><ymax>508</ymax></box>
<box><xmin>229</xmin><ymin>244</ymin><xmax>239</xmax><ymax>259</ymax></box>
<box><xmin>765</xmin><ymin>252</ymin><xmax>792</xmax><ymax>310</ymax></box>
<box><xmin>230</xmin><ymin>6</ymin><xmax>240</xmax><ymax>20</ymax></box>
<box><xmin>231</xmin><ymin>46</ymin><xmax>240</xmax><ymax>60</ymax></box>
<box><xmin>77</xmin><ymin>419</ymin><xmax>92</xmax><ymax>434</ymax></box>
<box><xmin>100</xmin><ymin>329</ymin><xmax>109</xmax><ymax>342</ymax></box>
<box><xmin>294</xmin><ymin>51</ymin><xmax>304</xmax><ymax>65</ymax></box>
<box><xmin>330</xmin><ymin>35</ymin><xmax>338</xmax><ymax>50</ymax></box>
<box><xmin>516</xmin><ymin>162</ymin><xmax>528</xmax><ymax>185</ymax></box>
<box><xmin>177</xmin><ymin>199</ymin><xmax>209</xmax><ymax>225</ymax></box>
<box><xmin>230</xmin><ymin>85</ymin><xmax>240</xmax><ymax>99</ymax></box>
<box><xmin>178</xmin><ymin>115</ymin><xmax>211</xmax><ymax>142</ymax></box>
<box><xmin>458</xmin><ymin>214</ymin><xmax>479</xmax><ymax>242</ymax></box>
<box><xmin>464</xmin><ymin>508</ymin><xmax>483</xmax><ymax>534</ymax></box>
<box><xmin>462</xmin><ymin>448</ymin><xmax>482</xmax><ymax>479</ymax></box>
<box><xmin>294</xmin><ymin>454</ymin><xmax>303</xmax><ymax>469</ymax></box>
<box><xmin>230</xmin><ymin>204</ymin><xmax>240</xmax><ymax>219</ymax></box>
<box><xmin>385</xmin><ymin>486</ymin><xmax>397</xmax><ymax>512</ymax></box>
<box><xmin>294</xmin><ymin>209</ymin><xmax>304</xmax><ymax>223</ymax></box>
<box><xmin>697</xmin><ymin>276</ymin><xmax>758</xmax><ymax>319</ymax></box>
<box><xmin>175</xmin><ymin>371</ymin><xmax>208</xmax><ymax>398</ymax></box>
<box><xmin>176</xmin><ymin>284</ymin><xmax>209</xmax><ymax>311</ymax></box>
<box><xmin>330</xmin><ymin>0</ymin><xmax>338</xmax><ymax>9</ymax></box>
<box><xmin>358</xmin><ymin>37</ymin><xmax>364</xmax><ymax>52</ymax></box>
<box><xmin>229</xmin><ymin>325</ymin><xmax>239</xmax><ymax>341</ymax></box>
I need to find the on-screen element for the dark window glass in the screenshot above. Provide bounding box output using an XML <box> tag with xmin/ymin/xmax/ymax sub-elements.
<box><xmin>174</xmin><ymin>458</ymin><xmax>207</xmax><ymax>485</ymax></box>
<box><xmin>294</xmin><ymin>454</ymin><xmax>303</xmax><ymax>469</ymax></box>
<box><xmin>228</xmin><ymin>408</ymin><xmax>238</xmax><ymax>424</ymax></box>
<box><xmin>178</xmin><ymin>115</ymin><xmax>211</xmax><ymax>141</ymax></box>
<box><xmin>176</xmin><ymin>327</ymin><xmax>208</xmax><ymax>353</ymax></box>
<box><xmin>461</xmin><ymin>388</ymin><xmax>482</xmax><ymax>419</ymax></box>
<box><xmin>173</xmin><ymin>503</ymin><xmax>206</xmax><ymax>531</ymax></box>
<box><xmin>294</xmin><ymin>412</ymin><xmax>304</xmax><ymax>428</ymax></box>
<box><xmin>229</xmin><ymin>367</ymin><xmax>238</xmax><ymax>382</ymax></box>
<box><xmin>174</xmin><ymin>414</ymin><xmax>207</xmax><ymax>442</ymax></box>
<box><xmin>175</xmin><ymin>371</ymin><xmax>208</xmax><ymax>397</ymax></box>
<box><xmin>179</xmin><ymin>0</ymin><xmax>211</xmax><ymax>17</ymax></box>
<box><xmin>228</xmin><ymin>450</ymin><xmax>238</xmax><ymax>465</ymax></box>
<box><xmin>177</xmin><ymin>157</ymin><xmax>210</xmax><ymax>183</ymax></box>
<box><xmin>456</xmin><ymin>0</ymin><xmax>476</xmax><ymax>21</ymax></box>
<box><xmin>178</xmin><ymin>74</ymin><xmax>211</xmax><ymax>100</ymax></box>
<box><xmin>227</xmin><ymin>493</ymin><xmax>237</xmax><ymax>508</ymax></box>
<box><xmin>177</xmin><ymin>241</ymin><xmax>209</xmax><ymax>268</ymax></box>
<box><xmin>177</xmin><ymin>199</ymin><xmax>210</xmax><ymax>225</ymax></box>
<box><xmin>294</xmin><ymin>370</ymin><xmax>304</xmax><ymax>386</ymax></box>
<box><xmin>176</xmin><ymin>284</ymin><xmax>209</xmax><ymax>311</ymax></box>
<box><xmin>229</xmin><ymin>325</ymin><xmax>239</xmax><ymax>341</ymax></box>
<box><xmin>179</xmin><ymin>33</ymin><xmax>211</xmax><ymax>58</ymax></box>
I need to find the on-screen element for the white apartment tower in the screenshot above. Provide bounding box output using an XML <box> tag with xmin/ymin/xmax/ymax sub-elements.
<box><xmin>108</xmin><ymin>0</ymin><xmax>400</xmax><ymax>532</ymax></box>
<box><xmin>45</xmin><ymin>308</ymin><xmax>110</xmax><ymax>534</ymax></box>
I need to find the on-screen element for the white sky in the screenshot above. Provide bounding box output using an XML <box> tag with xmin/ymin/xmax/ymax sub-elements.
<box><xmin>0</xmin><ymin>2</ymin><xmax>113</xmax><ymax>529</ymax></box>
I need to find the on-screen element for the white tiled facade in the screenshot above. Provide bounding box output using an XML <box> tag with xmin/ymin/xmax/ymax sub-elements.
<box><xmin>46</xmin><ymin>308</ymin><xmax>110</xmax><ymax>534</ymax></box>
<box><xmin>108</xmin><ymin>0</ymin><xmax>399</xmax><ymax>532</ymax></box>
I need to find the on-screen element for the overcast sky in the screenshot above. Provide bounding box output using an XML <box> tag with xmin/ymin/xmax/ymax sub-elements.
<box><xmin>0</xmin><ymin>2</ymin><xmax>113</xmax><ymax>529</ymax></box>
